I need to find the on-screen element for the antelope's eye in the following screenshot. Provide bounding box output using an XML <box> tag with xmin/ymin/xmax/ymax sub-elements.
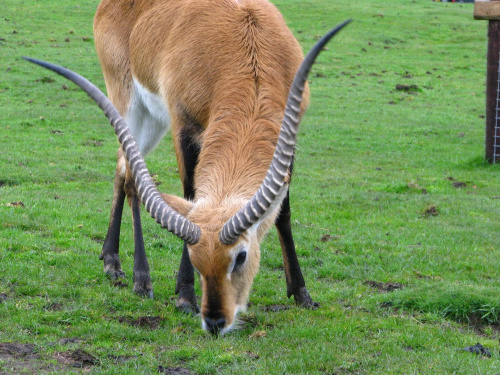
<box><xmin>233</xmin><ymin>251</ymin><xmax>247</xmax><ymax>271</ymax></box>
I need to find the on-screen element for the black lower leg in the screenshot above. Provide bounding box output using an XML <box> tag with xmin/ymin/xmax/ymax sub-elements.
<box><xmin>276</xmin><ymin>190</ymin><xmax>318</xmax><ymax>309</ymax></box>
<box><xmin>101</xmin><ymin>172</ymin><xmax>126</xmax><ymax>279</ymax></box>
<box><xmin>128</xmin><ymin>185</ymin><xmax>153</xmax><ymax>299</ymax></box>
<box><xmin>175</xmin><ymin>242</ymin><xmax>199</xmax><ymax>314</ymax></box>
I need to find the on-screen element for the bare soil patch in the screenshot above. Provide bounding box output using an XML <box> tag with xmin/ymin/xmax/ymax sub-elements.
<box><xmin>239</xmin><ymin>313</ymin><xmax>259</xmax><ymax>328</ymax></box>
<box><xmin>321</xmin><ymin>234</ymin><xmax>339</xmax><ymax>242</ymax></box>
<box><xmin>0</xmin><ymin>342</ymin><xmax>56</xmax><ymax>374</ymax></box>
<box><xmin>54</xmin><ymin>349</ymin><xmax>99</xmax><ymax>368</ymax></box>
<box><xmin>452</xmin><ymin>181</ymin><xmax>467</xmax><ymax>188</ymax></box>
<box><xmin>262</xmin><ymin>304</ymin><xmax>290</xmax><ymax>312</ymax></box>
<box><xmin>395</xmin><ymin>84</ymin><xmax>419</xmax><ymax>93</ymax></box>
<box><xmin>364</xmin><ymin>280</ymin><xmax>403</xmax><ymax>292</ymax></box>
<box><xmin>424</xmin><ymin>205</ymin><xmax>439</xmax><ymax>217</ymax></box>
<box><xmin>447</xmin><ymin>176</ymin><xmax>468</xmax><ymax>189</ymax></box>
<box><xmin>0</xmin><ymin>342</ymin><xmax>37</xmax><ymax>358</ymax></box>
<box><xmin>246</xmin><ymin>351</ymin><xmax>260</xmax><ymax>359</ymax></box>
<box><xmin>6</xmin><ymin>201</ymin><xmax>24</xmax><ymax>208</ymax></box>
<box><xmin>43</xmin><ymin>302</ymin><xmax>63</xmax><ymax>311</ymax></box>
<box><xmin>58</xmin><ymin>337</ymin><xmax>83</xmax><ymax>345</ymax></box>
<box><xmin>112</xmin><ymin>280</ymin><xmax>128</xmax><ymax>288</ymax></box>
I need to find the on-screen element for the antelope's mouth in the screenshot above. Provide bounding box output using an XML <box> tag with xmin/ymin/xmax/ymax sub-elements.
<box><xmin>202</xmin><ymin>315</ymin><xmax>233</xmax><ymax>335</ymax></box>
<box><xmin>202</xmin><ymin>304</ymin><xmax>246</xmax><ymax>335</ymax></box>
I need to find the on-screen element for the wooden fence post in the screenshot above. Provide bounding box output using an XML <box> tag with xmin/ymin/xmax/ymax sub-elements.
<box><xmin>475</xmin><ymin>0</ymin><xmax>500</xmax><ymax>162</ymax></box>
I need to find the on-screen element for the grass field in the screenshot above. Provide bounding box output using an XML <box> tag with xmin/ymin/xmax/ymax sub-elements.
<box><xmin>1</xmin><ymin>0</ymin><xmax>500</xmax><ymax>373</ymax></box>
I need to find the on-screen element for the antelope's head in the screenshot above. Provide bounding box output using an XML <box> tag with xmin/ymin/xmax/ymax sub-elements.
<box><xmin>163</xmin><ymin>190</ymin><xmax>285</xmax><ymax>334</ymax></box>
<box><xmin>23</xmin><ymin>20</ymin><xmax>350</xmax><ymax>335</ymax></box>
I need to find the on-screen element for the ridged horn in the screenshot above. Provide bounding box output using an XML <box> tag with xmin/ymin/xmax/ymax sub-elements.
<box><xmin>219</xmin><ymin>19</ymin><xmax>352</xmax><ymax>245</ymax></box>
<box><xmin>23</xmin><ymin>57</ymin><xmax>201</xmax><ymax>244</ymax></box>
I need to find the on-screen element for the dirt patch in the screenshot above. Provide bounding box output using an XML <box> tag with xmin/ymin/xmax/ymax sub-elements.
<box><xmin>470</xmin><ymin>323</ymin><xmax>500</xmax><ymax>338</ymax></box>
<box><xmin>7</xmin><ymin>201</ymin><xmax>24</xmax><ymax>208</ymax></box>
<box><xmin>58</xmin><ymin>338</ymin><xmax>83</xmax><ymax>345</ymax></box>
<box><xmin>91</xmin><ymin>236</ymin><xmax>104</xmax><ymax>243</ymax></box>
<box><xmin>54</xmin><ymin>349</ymin><xmax>99</xmax><ymax>368</ymax></box>
<box><xmin>0</xmin><ymin>293</ymin><xmax>8</xmax><ymax>302</ymax></box>
<box><xmin>246</xmin><ymin>351</ymin><xmax>260</xmax><ymax>359</ymax></box>
<box><xmin>0</xmin><ymin>342</ymin><xmax>37</xmax><ymax>358</ymax></box>
<box><xmin>262</xmin><ymin>304</ymin><xmax>290</xmax><ymax>312</ymax></box>
<box><xmin>452</xmin><ymin>181</ymin><xmax>467</xmax><ymax>188</ymax></box>
<box><xmin>447</xmin><ymin>176</ymin><xmax>468</xmax><ymax>189</ymax></box>
<box><xmin>239</xmin><ymin>313</ymin><xmax>274</xmax><ymax>331</ymax></box>
<box><xmin>321</xmin><ymin>234</ymin><xmax>339</xmax><ymax>242</ymax></box>
<box><xmin>112</xmin><ymin>280</ymin><xmax>128</xmax><ymax>288</ymax></box>
<box><xmin>465</xmin><ymin>313</ymin><xmax>500</xmax><ymax>335</ymax></box>
<box><xmin>43</xmin><ymin>302</ymin><xmax>63</xmax><ymax>311</ymax></box>
<box><xmin>36</xmin><ymin>76</ymin><xmax>55</xmax><ymax>84</ymax></box>
<box><xmin>157</xmin><ymin>366</ymin><xmax>196</xmax><ymax>374</ymax></box>
<box><xmin>413</xmin><ymin>270</ymin><xmax>431</xmax><ymax>279</ymax></box>
<box><xmin>249</xmin><ymin>330</ymin><xmax>267</xmax><ymax>339</ymax></box>
<box><xmin>0</xmin><ymin>342</ymin><xmax>60</xmax><ymax>374</ymax></box>
<box><xmin>424</xmin><ymin>205</ymin><xmax>439</xmax><ymax>217</ymax></box>
<box><xmin>239</xmin><ymin>313</ymin><xmax>259</xmax><ymax>328</ymax></box>
<box><xmin>116</xmin><ymin>315</ymin><xmax>165</xmax><ymax>330</ymax></box>
<box><xmin>395</xmin><ymin>84</ymin><xmax>419</xmax><ymax>93</ymax></box>
<box><xmin>364</xmin><ymin>280</ymin><xmax>403</xmax><ymax>292</ymax></box>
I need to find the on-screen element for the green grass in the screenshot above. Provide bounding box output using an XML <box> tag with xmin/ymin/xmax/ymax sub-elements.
<box><xmin>1</xmin><ymin>0</ymin><xmax>500</xmax><ymax>373</ymax></box>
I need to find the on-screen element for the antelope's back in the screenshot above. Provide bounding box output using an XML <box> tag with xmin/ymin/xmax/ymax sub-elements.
<box><xmin>94</xmin><ymin>0</ymin><xmax>308</xmax><ymax>126</ymax></box>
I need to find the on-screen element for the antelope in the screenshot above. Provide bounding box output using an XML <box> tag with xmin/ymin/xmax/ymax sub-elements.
<box><xmin>25</xmin><ymin>0</ymin><xmax>350</xmax><ymax>335</ymax></box>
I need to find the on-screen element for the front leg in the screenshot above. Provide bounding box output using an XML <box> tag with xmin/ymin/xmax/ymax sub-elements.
<box><xmin>100</xmin><ymin>152</ymin><xmax>127</xmax><ymax>280</ymax></box>
<box><xmin>174</xmin><ymin>113</ymin><xmax>202</xmax><ymax>314</ymax></box>
<box><xmin>175</xmin><ymin>242</ymin><xmax>199</xmax><ymax>314</ymax></box>
<box><xmin>275</xmin><ymin>190</ymin><xmax>319</xmax><ymax>309</ymax></box>
<box><xmin>125</xmin><ymin>168</ymin><xmax>153</xmax><ymax>299</ymax></box>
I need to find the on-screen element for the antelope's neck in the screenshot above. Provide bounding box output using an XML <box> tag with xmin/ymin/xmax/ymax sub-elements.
<box><xmin>194</xmin><ymin>110</ymin><xmax>284</xmax><ymax>204</ymax></box>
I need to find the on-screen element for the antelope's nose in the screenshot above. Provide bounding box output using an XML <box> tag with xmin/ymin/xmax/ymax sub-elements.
<box><xmin>204</xmin><ymin>316</ymin><xmax>226</xmax><ymax>334</ymax></box>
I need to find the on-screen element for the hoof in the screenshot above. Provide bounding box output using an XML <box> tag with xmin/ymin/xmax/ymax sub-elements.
<box><xmin>133</xmin><ymin>285</ymin><xmax>154</xmax><ymax>299</ymax></box>
<box><xmin>294</xmin><ymin>287</ymin><xmax>319</xmax><ymax>310</ymax></box>
<box><xmin>102</xmin><ymin>253</ymin><xmax>125</xmax><ymax>280</ymax></box>
<box><xmin>176</xmin><ymin>297</ymin><xmax>200</xmax><ymax>315</ymax></box>
<box><xmin>104</xmin><ymin>268</ymin><xmax>126</xmax><ymax>280</ymax></box>
<box><xmin>175</xmin><ymin>284</ymin><xmax>200</xmax><ymax>314</ymax></box>
<box><xmin>133</xmin><ymin>273</ymin><xmax>153</xmax><ymax>299</ymax></box>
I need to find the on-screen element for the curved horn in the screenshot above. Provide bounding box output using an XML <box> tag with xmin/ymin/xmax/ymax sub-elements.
<box><xmin>220</xmin><ymin>19</ymin><xmax>352</xmax><ymax>245</ymax></box>
<box><xmin>23</xmin><ymin>57</ymin><xmax>201</xmax><ymax>244</ymax></box>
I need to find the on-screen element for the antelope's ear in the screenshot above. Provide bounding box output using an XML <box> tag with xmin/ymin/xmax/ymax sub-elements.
<box><xmin>161</xmin><ymin>194</ymin><xmax>194</xmax><ymax>217</ymax></box>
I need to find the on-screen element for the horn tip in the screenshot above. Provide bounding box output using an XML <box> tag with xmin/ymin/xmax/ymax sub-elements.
<box><xmin>22</xmin><ymin>56</ymin><xmax>39</xmax><ymax>65</ymax></box>
<box><xmin>22</xmin><ymin>56</ymin><xmax>45</xmax><ymax>66</ymax></box>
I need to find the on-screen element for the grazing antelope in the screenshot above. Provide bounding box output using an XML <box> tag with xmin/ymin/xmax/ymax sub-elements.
<box><xmin>25</xmin><ymin>0</ymin><xmax>350</xmax><ymax>334</ymax></box>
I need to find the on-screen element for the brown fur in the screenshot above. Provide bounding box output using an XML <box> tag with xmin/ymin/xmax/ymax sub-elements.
<box><xmin>94</xmin><ymin>0</ymin><xmax>309</xmax><ymax>332</ymax></box>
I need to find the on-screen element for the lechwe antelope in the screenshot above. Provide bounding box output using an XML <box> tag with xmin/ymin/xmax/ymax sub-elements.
<box><xmin>25</xmin><ymin>0</ymin><xmax>350</xmax><ymax>334</ymax></box>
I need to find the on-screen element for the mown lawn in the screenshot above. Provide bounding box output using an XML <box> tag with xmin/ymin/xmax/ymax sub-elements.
<box><xmin>1</xmin><ymin>0</ymin><xmax>500</xmax><ymax>374</ymax></box>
